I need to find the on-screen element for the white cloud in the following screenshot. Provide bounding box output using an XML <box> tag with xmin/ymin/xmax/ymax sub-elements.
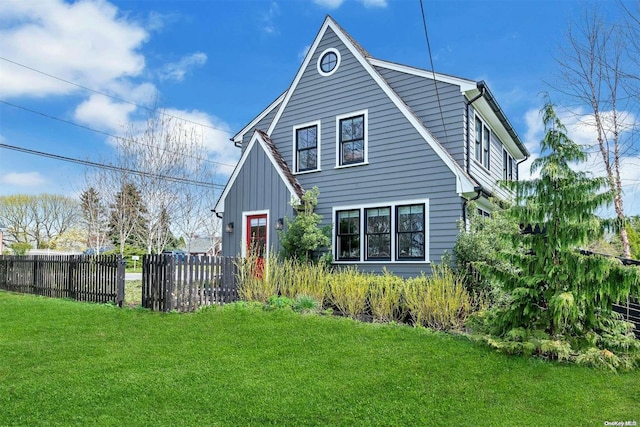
<box><xmin>520</xmin><ymin>105</ymin><xmax>640</xmax><ymax>216</ymax></box>
<box><xmin>359</xmin><ymin>0</ymin><xmax>388</xmax><ymax>7</ymax></box>
<box><xmin>298</xmin><ymin>45</ymin><xmax>311</xmax><ymax>62</ymax></box>
<box><xmin>313</xmin><ymin>0</ymin><xmax>345</xmax><ymax>8</ymax></box>
<box><xmin>0</xmin><ymin>172</ymin><xmax>47</xmax><ymax>187</ymax></box>
<box><xmin>261</xmin><ymin>2</ymin><xmax>280</xmax><ymax>34</ymax></box>
<box><xmin>74</xmin><ymin>95</ymin><xmax>137</xmax><ymax>132</ymax></box>
<box><xmin>0</xmin><ymin>0</ymin><xmax>148</xmax><ymax>99</ymax></box>
<box><xmin>160</xmin><ymin>52</ymin><xmax>207</xmax><ymax>82</ymax></box>
<box><xmin>313</xmin><ymin>0</ymin><xmax>387</xmax><ymax>8</ymax></box>
<box><xmin>163</xmin><ymin>109</ymin><xmax>239</xmax><ymax>176</ymax></box>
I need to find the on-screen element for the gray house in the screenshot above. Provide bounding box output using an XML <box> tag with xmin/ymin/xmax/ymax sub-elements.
<box><xmin>214</xmin><ymin>16</ymin><xmax>528</xmax><ymax>276</ymax></box>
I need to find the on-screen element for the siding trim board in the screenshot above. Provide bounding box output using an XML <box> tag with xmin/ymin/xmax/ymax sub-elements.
<box><xmin>214</xmin><ymin>130</ymin><xmax>303</xmax><ymax>213</ymax></box>
<box><xmin>266</xmin><ymin>16</ymin><xmax>475</xmax><ymax>195</ymax></box>
<box><xmin>368</xmin><ymin>58</ymin><xmax>477</xmax><ymax>92</ymax></box>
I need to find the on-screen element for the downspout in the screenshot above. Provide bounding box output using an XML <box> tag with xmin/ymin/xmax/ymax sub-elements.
<box><xmin>462</xmin><ymin>87</ymin><xmax>485</xmax><ymax>227</ymax></box>
<box><xmin>465</xmin><ymin>86</ymin><xmax>485</xmax><ymax>176</ymax></box>
<box><xmin>462</xmin><ymin>185</ymin><xmax>483</xmax><ymax>230</ymax></box>
<box><xmin>515</xmin><ymin>155</ymin><xmax>530</xmax><ymax>181</ymax></box>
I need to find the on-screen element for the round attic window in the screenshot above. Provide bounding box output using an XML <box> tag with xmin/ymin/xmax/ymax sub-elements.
<box><xmin>317</xmin><ymin>48</ymin><xmax>340</xmax><ymax>76</ymax></box>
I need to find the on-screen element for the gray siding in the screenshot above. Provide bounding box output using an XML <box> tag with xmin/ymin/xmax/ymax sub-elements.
<box><xmin>374</xmin><ymin>67</ymin><xmax>467</xmax><ymax>167</ymax></box>
<box><xmin>221</xmin><ymin>140</ymin><xmax>295</xmax><ymax>257</ymax></box>
<box><xmin>469</xmin><ymin>105</ymin><xmax>516</xmax><ymax>201</ymax></box>
<box><xmin>241</xmin><ymin>103</ymin><xmax>281</xmax><ymax>153</ymax></box>
<box><xmin>267</xmin><ymin>27</ymin><xmax>462</xmax><ymax>276</ymax></box>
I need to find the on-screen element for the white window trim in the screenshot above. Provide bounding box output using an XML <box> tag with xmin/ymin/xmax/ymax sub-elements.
<box><xmin>335</xmin><ymin>109</ymin><xmax>369</xmax><ymax>169</ymax></box>
<box><xmin>317</xmin><ymin>48</ymin><xmax>341</xmax><ymax>77</ymax></box>
<box><xmin>474</xmin><ymin>114</ymin><xmax>491</xmax><ymax>172</ymax></box>
<box><xmin>292</xmin><ymin>120</ymin><xmax>321</xmax><ymax>174</ymax></box>
<box><xmin>241</xmin><ymin>210</ymin><xmax>269</xmax><ymax>258</ymax></box>
<box><xmin>502</xmin><ymin>147</ymin><xmax>514</xmax><ymax>181</ymax></box>
<box><xmin>332</xmin><ymin>199</ymin><xmax>430</xmax><ymax>264</ymax></box>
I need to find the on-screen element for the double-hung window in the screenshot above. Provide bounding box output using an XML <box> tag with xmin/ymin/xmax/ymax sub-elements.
<box><xmin>337</xmin><ymin>210</ymin><xmax>360</xmax><ymax>261</ymax></box>
<box><xmin>502</xmin><ymin>148</ymin><xmax>514</xmax><ymax>181</ymax></box>
<box><xmin>475</xmin><ymin>116</ymin><xmax>490</xmax><ymax>170</ymax></box>
<box><xmin>294</xmin><ymin>122</ymin><xmax>320</xmax><ymax>173</ymax></box>
<box><xmin>334</xmin><ymin>200</ymin><xmax>428</xmax><ymax>262</ymax></box>
<box><xmin>365</xmin><ymin>207</ymin><xmax>391</xmax><ymax>261</ymax></box>
<box><xmin>396</xmin><ymin>204</ymin><xmax>425</xmax><ymax>260</ymax></box>
<box><xmin>336</xmin><ymin>110</ymin><xmax>367</xmax><ymax>167</ymax></box>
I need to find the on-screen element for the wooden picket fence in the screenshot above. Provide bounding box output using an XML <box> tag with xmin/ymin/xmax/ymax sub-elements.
<box><xmin>141</xmin><ymin>254</ymin><xmax>238</xmax><ymax>312</ymax></box>
<box><xmin>0</xmin><ymin>255</ymin><xmax>125</xmax><ymax>305</ymax></box>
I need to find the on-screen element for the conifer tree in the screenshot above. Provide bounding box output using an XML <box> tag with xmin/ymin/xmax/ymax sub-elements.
<box><xmin>484</xmin><ymin>103</ymin><xmax>639</xmax><ymax>343</ymax></box>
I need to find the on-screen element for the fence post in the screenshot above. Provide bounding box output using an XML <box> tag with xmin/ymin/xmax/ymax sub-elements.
<box><xmin>117</xmin><ymin>256</ymin><xmax>126</xmax><ymax>307</ymax></box>
<box><xmin>164</xmin><ymin>254</ymin><xmax>176</xmax><ymax>312</ymax></box>
<box><xmin>66</xmin><ymin>255</ymin><xmax>77</xmax><ymax>300</ymax></box>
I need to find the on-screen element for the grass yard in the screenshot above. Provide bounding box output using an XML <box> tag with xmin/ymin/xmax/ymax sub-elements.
<box><xmin>1</xmin><ymin>291</ymin><xmax>638</xmax><ymax>426</ymax></box>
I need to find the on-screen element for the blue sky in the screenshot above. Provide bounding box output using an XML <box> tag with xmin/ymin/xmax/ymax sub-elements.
<box><xmin>1</xmin><ymin>0</ymin><xmax>638</xmax><ymax>215</ymax></box>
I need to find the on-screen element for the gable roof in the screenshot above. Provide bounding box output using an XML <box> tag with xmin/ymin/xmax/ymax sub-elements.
<box><xmin>213</xmin><ymin>129</ymin><xmax>303</xmax><ymax>213</ymax></box>
<box><xmin>266</xmin><ymin>15</ymin><xmax>477</xmax><ymax>195</ymax></box>
<box><xmin>231</xmin><ymin>90</ymin><xmax>287</xmax><ymax>147</ymax></box>
<box><xmin>370</xmin><ymin>58</ymin><xmax>528</xmax><ymax>159</ymax></box>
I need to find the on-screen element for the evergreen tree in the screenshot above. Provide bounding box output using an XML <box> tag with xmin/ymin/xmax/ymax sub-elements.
<box><xmin>108</xmin><ymin>182</ymin><xmax>147</xmax><ymax>255</ymax></box>
<box><xmin>478</xmin><ymin>103</ymin><xmax>639</xmax><ymax>367</ymax></box>
<box><xmin>80</xmin><ymin>187</ymin><xmax>109</xmax><ymax>251</ymax></box>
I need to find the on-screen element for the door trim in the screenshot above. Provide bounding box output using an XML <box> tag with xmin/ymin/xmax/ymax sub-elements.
<box><xmin>241</xmin><ymin>210</ymin><xmax>269</xmax><ymax>258</ymax></box>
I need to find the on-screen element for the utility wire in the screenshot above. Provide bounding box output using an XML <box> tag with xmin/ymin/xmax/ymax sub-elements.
<box><xmin>0</xmin><ymin>99</ymin><xmax>236</xmax><ymax>169</ymax></box>
<box><xmin>0</xmin><ymin>56</ymin><xmax>229</xmax><ymax>134</ymax></box>
<box><xmin>0</xmin><ymin>142</ymin><xmax>226</xmax><ymax>190</ymax></box>
<box><xmin>419</xmin><ymin>0</ymin><xmax>450</xmax><ymax>144</ymax></box>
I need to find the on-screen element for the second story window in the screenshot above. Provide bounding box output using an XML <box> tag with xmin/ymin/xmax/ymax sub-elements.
<box><xmin>337</xmin><ymin>110</ymin><xmax>367</xmax><ymax>167</ymax></box>
<box><xmin>503</xmin><ymin>148</ymin><xmax>514</xmax><ymax>181</ymax></box>
<box><xmin>293</xmin><ymin>121</ymin><xmax>321</xmax><ymax>173</ymax></box>
<box><xmin>475</xmin><ymin>116</ymin><xmax>490</xmax><ymax>170</ymax></box>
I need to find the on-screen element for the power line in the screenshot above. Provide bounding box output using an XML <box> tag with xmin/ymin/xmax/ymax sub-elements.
<box><xmin>0</xmin><ymin>99</ymin><xmax>236</xmax><ymax>169</ymax></box>
<box><xmin>419</xmin><ymin>0</ymin><xmax>450</xmax><ymax>144</ymax></box>
<box><xmin>0</xmin><ymin>142</ymin><xmax>226</xmax><ymax>190</ymax></box>
<box><xmin>0</xmin><ymin>56</ymin><xmax>230</xmax><ymax>134</ymax></box>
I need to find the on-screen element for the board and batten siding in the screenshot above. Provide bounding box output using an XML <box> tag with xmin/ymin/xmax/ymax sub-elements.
<box><xmin>221</xmin><ymin>141</ymin><xmax>294</xmax><ymax>257</ymax></box>
<box><xmin>468</xmin><ymin>104</ymin><xmax>516</xmax><ymax>202</ymax></box>
<box><xmin>267</xmin><ymin>27</ymin><xmax>462</xmax><ymax>276</ymax></box>
<box><xmin>374</xmin><ymin>67</ymin><xmax>467</xmax><ymax>168</ymax></box>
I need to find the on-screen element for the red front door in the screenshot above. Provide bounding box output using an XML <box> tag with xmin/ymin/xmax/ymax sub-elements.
<box><xmin>246</xmin><ymin>214</ymin><xmax>267</xmax><ymax>277</ymax></box>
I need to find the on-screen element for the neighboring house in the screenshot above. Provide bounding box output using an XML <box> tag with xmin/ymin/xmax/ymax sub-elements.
<box><xmin>214</xmin><ymin>16</ymin><xmax>529</xmax><ymax>276</ymax></box>
<box><xmin>186</xmin><ymin>236</ymin><xmax>221</xmax><ymax>257</ymax></box>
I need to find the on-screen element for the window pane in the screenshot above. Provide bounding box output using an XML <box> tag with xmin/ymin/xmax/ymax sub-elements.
<box><xmin>366</xmin><ymin>208</ymin><xmax>390</xmax><ymax>233</ymax></box>
<box><xmin>367</xmin><ymin>234</ymin><xmax>391</xmax><ymax>259</ymax></box>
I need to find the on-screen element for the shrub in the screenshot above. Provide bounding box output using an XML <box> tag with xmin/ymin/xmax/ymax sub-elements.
<box><xmin>329</xmin><ymin>266</ymin><xmax>370</xmax><ymax>319</ymax></box>
<box><xmin>292</xmin><ymin>295</ymin><xmax>321</xmax><ymax>314</ymax></box>
<box><xmin>264</xmin><ymin>295</ymin><xmax>294</xmax><ymax>311</ymax></box>
<box><xmin>368</xmin><ymin>268</ymin><xmax>405</xmax><ymax>322</ymax></box>
<box><xmin>404</xmin><ymin>264</ymin><xmax>471</xmax><ymax>331</ymax></box>
<box><xmin>235</xmin><ymin>253</ymin><xmax>277</xmax><ymax>303</ymax></box>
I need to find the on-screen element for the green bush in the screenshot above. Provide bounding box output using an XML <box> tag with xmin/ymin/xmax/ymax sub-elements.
<box><xmin>368</xmin><ymin>268</ymin><xmax>405</xmax><ymax>322</ymax></box>
<box><xmin>292</xmin><ymin>295</ymin><xmax>321</xmax><ymax>314</ymax></box>
<box><xmin>329</xmin><ymin>267</ymin><xmax>370</xmax><ymax>319</ymax></box>
<box><xmin>235</xmin><ymin>254</ymin><xmax>277</xmax><ymax>303</ymax></box>
<box><xmin>264</xmin><ymin>295</ymin><xmax>294</xmax><ymax>311</ymax></box>
<box><xmin>404</xmin><ymin>264</ymin><xmax>471</xmax><ymax>331</ymax></box>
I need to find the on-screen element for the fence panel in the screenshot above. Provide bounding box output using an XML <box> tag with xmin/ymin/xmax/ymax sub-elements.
<box><xmin>142</xmin><ymin>255</ymin><xmax>238</xmax><ymax>312</ymax></box>
<box><xmin>0</xmin><ymin>255</ymin><xmax>124</xmax><ymax>305</ymax></box>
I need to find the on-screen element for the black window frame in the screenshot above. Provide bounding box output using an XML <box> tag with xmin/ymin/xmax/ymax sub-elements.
<box><xmin>395</xmin><ymin>204</ymin><xmax>426</xmax><ymax>261</ymax></box>
<box><xmin>320</xmin><ymin>51</ymin><xmax>338</xmax><ymax>74</ymax></box>
<box><xmin>336</xmin><ymin>209</ymin><xmax>360</xmax><ymax>261</ymax></box>
<box><xmin>295</xmin><ymin>125</ymin><xmax>318</xmax><ymax>172</ymax></box>
<box><xmin>475</xmin><ymin>115</ymin><xmax>490</xmax><ymax>170</ymax></box>
<box><xmin>502</xmin><ymin>148</ymin><xmax>514</xmax><ymax>181</ymax></box>
<box><xmin>364</xmin><ymin>207</ymin><xmax>391</xmax><ymax>261</ymax></box>
<box><xmin>339</xmin><ymin>114</ymin><xmax>365</xmax><ymax>166</ymax></box>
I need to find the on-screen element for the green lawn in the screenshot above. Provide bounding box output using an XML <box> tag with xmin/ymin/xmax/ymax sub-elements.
<box><xmin>1</xmin><ymin>292</ymin><xmax>638</xmax><ymax>426</ymax></box>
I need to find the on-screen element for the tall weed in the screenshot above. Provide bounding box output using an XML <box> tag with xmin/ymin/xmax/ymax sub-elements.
<box><xmin>329</xmin><ymin>266</ymin><xmax>370</xmax><ymax>319</ymax></box>
<box><xmin>235</xmin><ymin>253</ymin><xmax>277</xmax><ymax>303</ymax></box>
<box><xmin>404</xmin><ymin>264</ymin><xmax>471</xmax><ymax>331</ymax></box>
<box><xmin>368</xmin><ymin>268</ymin><xmax>405</xmax><ymax>322</ymax></box>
